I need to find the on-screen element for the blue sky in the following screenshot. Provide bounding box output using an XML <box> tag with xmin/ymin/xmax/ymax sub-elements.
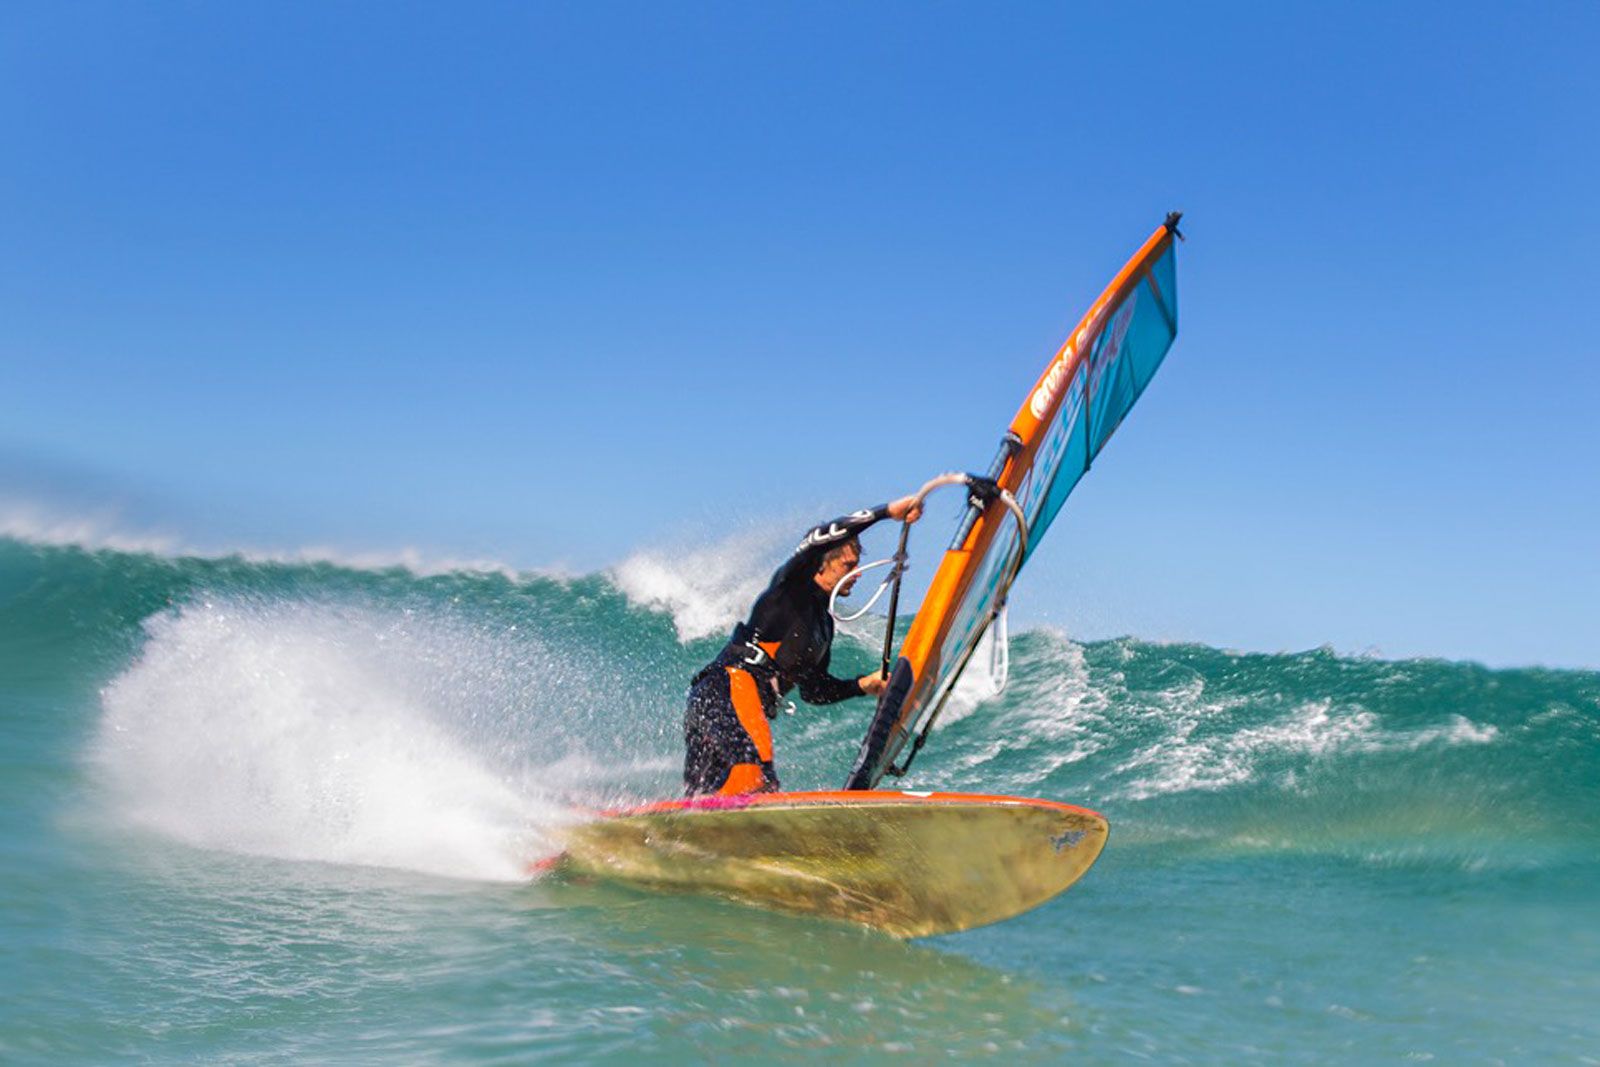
<box><xmin>3</xmin><ymin>2</ymin><xmax>1596</xmax><ymax>667</ymax></box>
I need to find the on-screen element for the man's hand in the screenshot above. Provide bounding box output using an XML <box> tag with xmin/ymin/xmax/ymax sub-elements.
<box><xmin>887</xmin><ymin>495</ymin><xmax>923</xmax><ymax>524</ymax></box>
<box><xmin>858</xmin><ymin>672</ymin><xmax>888</xmax><ymax>697</ymax></box>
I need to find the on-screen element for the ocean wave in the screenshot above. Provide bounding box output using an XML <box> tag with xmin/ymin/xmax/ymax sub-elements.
<box><xmin>1108</xmin><ymin>698</ymin><xmax>1500</xmax><ymax>802</ymax></box>
<box><xmin>0</xmin><ymin>500</ymin><xmax>536</xmax><ymax>579</ymax></box>
<box><xmin>4</xmin><ymin>528</ymin><xmax>1596</xmax><ymax>875</ymax></box>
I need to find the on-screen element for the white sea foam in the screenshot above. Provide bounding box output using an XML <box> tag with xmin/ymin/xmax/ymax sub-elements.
<box><xmin>610</xmin><ymin>524</ymin><xmax>791</xmax><ymax>642</ymax></box>
<box><xmin>1114</xmin><ymin>694</ymin><xmax>1370</xmax><ymax>800</ymax></box>
<box><xmin>1006</xmin><ymin>632</ymin><xmax>1103</xmax><ymax>742</ymax></box>
<box><xmin>90</xmin><ymin>597</ymin><xmax>621</xmax><ymax>881</ymax></box>
<box><xmin>1113</xmin><ymin>694</ymin><xmax>1499</xmax><ymax>802</ymax></box>
<box><xmin>0</xmin><ymin>498</ymin><xmax>536</xmax><ymax>579</ymax></box>
<box><xmin>945</xmin><ymin>630</ymin><xmax>1108</xmax><ymax>786</ymax></box>
<box><xmin>0</xmin><ymin>501</ymin><xmax>183</xmax><ymax>556</ymax></box>
<box><xmin>1400</xmin><ymin>715</ymin><xmax>1499</xmax><ymax>748</ymax></box>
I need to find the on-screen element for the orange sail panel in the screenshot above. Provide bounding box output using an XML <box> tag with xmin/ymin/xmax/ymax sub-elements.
<box><xmin>845</xmin><ymin>215</ymin><xmax>1183</xmax><ymax>790</ymax></box>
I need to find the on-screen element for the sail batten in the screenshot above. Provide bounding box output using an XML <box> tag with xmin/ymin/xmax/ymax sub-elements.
<box><xmin>845</xmin><ymin>216</ymin><xmax>1183</xmax><ymax>791</ymax></box>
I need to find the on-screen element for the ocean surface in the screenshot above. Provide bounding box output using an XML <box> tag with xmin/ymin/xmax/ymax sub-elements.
<box><xmin>2</xmin><ymin>531</ymin><xmax>1597</xmax><ymax>1064</ymax></box>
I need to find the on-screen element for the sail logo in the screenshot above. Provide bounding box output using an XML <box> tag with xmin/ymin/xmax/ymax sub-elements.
<box><xmin>1029</xmin><ymin>302</ymin><xmax>1105</xmax><ymax>421</ymax></box>
<box><xmin>1029</xmin><ymin>344</ymin><xmax>1076</xmax><ymax>421</ymax></box>
<box><xmin>1030</xmin><ymin>290</ymin><xmax>1141</xmax><ymax>422</ymax></box>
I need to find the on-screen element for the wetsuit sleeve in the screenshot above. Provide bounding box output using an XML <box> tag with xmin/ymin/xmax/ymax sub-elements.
<box><xmin>773</xmin><ymin>504</ymin><xmax>892</xmax><ymax>586</ymax></box>
<box><xmin>794</xmin><ymin>644</ymin><xmax>867</xmax><ymax>705</ymax></box>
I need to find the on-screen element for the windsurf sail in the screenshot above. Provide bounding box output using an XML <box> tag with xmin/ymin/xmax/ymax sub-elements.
<box><xmin>845</xmin><ymin>213</ymin><xmax>1183</xmax><ymax>790</ymax></box>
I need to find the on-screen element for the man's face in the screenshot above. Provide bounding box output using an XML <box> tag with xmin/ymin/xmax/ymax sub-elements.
<box><xmin>816</xmin><ymin>546</ymin><xmax>862</xmax><ymax>595</ymax></box>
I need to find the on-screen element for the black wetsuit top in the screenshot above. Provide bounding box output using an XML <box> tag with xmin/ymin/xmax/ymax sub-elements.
<box><xmin>705</xmin><ymin>504</ymin><xmax>891</xmax><ymax>711</ymax></box>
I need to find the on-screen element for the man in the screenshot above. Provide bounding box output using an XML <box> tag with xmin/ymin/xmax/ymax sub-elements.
<box><xmin>683</xmin><ymin>495</ymin><xmax>923</xmax><ymax>796</ymax></box>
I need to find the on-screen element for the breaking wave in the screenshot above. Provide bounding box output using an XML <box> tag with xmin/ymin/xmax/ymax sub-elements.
<box><xmin>3</xmin><ymin>529</ymin><xmax>1596</xmax><ymax>881</ymax></box>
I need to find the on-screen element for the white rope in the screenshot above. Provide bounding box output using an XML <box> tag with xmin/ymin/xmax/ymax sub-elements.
<box><xmin>828</xmin><ymin>557</ymin><xmax>902</xmax><ymax>622</ymax></box>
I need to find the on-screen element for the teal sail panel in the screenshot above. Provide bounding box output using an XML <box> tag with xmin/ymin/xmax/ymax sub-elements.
<box><xmin>1018</xmin><ymin>241</ymin><xmax>1178</xmax><ymax>560</ymax></box>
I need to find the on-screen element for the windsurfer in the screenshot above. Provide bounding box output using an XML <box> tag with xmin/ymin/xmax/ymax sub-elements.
<box><xmin>682</xmin><ymin>496</ymin><xmax>922</xmax><ymax>796</ymax></box>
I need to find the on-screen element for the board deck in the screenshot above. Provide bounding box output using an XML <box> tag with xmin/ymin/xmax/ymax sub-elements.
<box><xmin>551</xmin><ymin>790</ymin><xmax>1108</xmax><ymax>938</ymax></box>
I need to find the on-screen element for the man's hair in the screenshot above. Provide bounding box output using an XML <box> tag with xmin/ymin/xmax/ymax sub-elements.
<box><xmin>820</xmin><ymin>536</ymin><xmax>862</xmax><ymax>570</ymax></box>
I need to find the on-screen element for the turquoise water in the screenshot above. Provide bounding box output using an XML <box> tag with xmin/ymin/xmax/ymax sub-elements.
<box><xmin>2</xmin><ymin>534</ymin><xmax>1597</xmax><ymax>1063</ymax></box>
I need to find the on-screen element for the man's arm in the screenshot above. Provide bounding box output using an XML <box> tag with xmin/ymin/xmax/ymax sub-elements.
<box><xmin>793</xmin><ymin>641</ymin><xmax>892</xmax><ymax>704</ymax></box>
<box><xmin>774</xmin><ymin>495</ymin><xmax>924</xmax><ymax>585</ymax></box>
<box><xmin>794</xmin><ymin>660</ymin><xmax>869</xmax><ymax>705</ymax></box>
<box><xmin>777</xmin><ymin>505</ymin><xmax>889</xmax><ymax>584</ymax></box>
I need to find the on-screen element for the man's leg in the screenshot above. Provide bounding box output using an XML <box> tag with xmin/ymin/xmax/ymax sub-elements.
<box><xmin>722</xmin><ymin>667</ymin><xmax>777</xmax><ymax>793</ymax></box>
<box><xmin>682</xmin><ymin>667</ymin><xmax>778</xmax><ymax>796</ymax></box>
